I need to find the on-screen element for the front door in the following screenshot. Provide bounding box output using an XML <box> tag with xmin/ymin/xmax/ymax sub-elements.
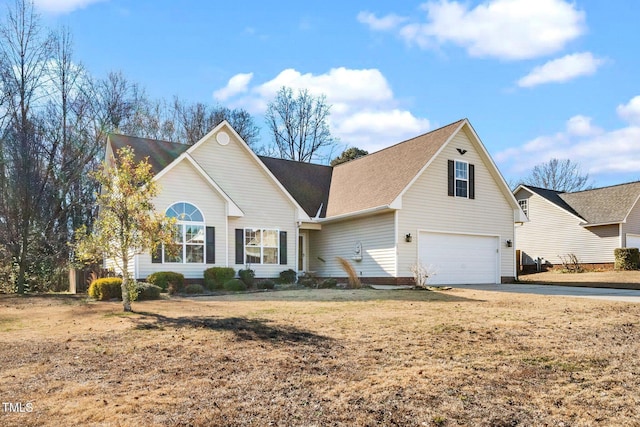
<box><xmin>298</xmin><ymin>232</ymin><xmax>308</xmax><ymax>273</ymax></box>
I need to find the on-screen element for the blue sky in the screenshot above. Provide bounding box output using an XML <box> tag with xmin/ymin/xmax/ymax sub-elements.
<box><xmin>20</xmin><ymin>0</ymin><xmax>640</xmax><ymax>187</ymax></box>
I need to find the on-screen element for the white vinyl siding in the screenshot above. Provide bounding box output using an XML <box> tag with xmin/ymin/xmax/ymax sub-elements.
<box><xmin>397</xmin><ymin>129</ymin><xmax>515</xmax><ymax>282</ymax></box>
<box><xmin>309</xmin><ymin>212</ymin><xmax>396</xmax><ymax>278</ymax></box>
<box><xmin>515</xmin><ymin>189</ymin><xmax>620</xmax><ymax>265</ymax></box>
<box><xmin>622</xmin><ymin>199</ymin><xmax>640</xmax><ymax>247</ymax></box>
<box><xmin>190</xmin><ymin>129</ymin><xmax>298</xmax><ymax>278</ymax></box>
<box><xmin>137</xmin><ymin>160</ymin><xmax>227</xmax><ymax>279</ymax></box>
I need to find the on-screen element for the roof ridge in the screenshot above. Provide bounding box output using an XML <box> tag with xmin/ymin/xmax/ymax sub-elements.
<box><xmin>333</xmin><ymin>118</ymin><xmax>466</xmax><ymax>169</ymax></box>
<box><xmin>109</xmin><ymin>133</ymin><xmax>190</xmax><ymax>147</ymax></box>
<box><xmin>257</xmin><ymin>155</ymin><xmax>332</xmax><ymax>169</ymax></box>
<box><xmin>566</xmin><ymin>180</ymin><xmax>640</xmax><ymax>195</ymax></box>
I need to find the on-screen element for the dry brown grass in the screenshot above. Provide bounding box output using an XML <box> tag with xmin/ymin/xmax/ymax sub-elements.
<box><xmin>1</xmin><ymin>289</ymin><xmax>640</xmax><ymax>426</ymax></box>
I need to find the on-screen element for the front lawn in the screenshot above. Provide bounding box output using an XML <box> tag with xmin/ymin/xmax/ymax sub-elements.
<box><xmin>1</xmin><ymin>289</ymin><xmax>638</xmax><ymax>426</ymax></box>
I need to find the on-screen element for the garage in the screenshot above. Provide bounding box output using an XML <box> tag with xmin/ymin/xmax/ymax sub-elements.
<box><xmin>418</xmin><ymin>231</ymin><xmax>499</xmax><ymax>285</ymax></box>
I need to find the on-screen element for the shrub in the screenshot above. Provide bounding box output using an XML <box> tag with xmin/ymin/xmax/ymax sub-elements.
<box><xmin>318</xmin><ymin>278</ymin><xmax>337</xmax><ymax>289</ymax></box>
<box><xmin>558</xmin><ymin>253</ymin><xmax>583</xmax><ymax>273</ymax></box>
<box><xmin>279</xmin><ymin>269</ymin><xmax>297</xmax><ymax>284</ymax></box>
<box><xmin>204</xmin><ymin>267</ymin><xmax>235</xmax><ymax>290</ymax></box>
<box><xmin>298</xmin><ymin>272</ymin><xmax>318</xmax><ymax>288</ymax></box>
<box><xmin>615</xmin><ymin>248</ymin><xmax>640</xmax><ymax>270</ymax></box>
<box><xmin>184</xmin><ymin>284</ymin><xmax>205</xmax><ymax>294</ymax></box>
<box><xmin>147</xmin><ymin>271</ymin><xmax>185</xmax><ymax>292</ymax></box>
<box><xmin>257</xmin><ymin>279</ymin><xmax>276</xmax><ymax>290</ymax></box>
<box><xmin>88</xmin><ymin>277</ymin><xmax>123</xmax><ymax>301</ymax></box>
<box><xmin>135</xmin><ymin>282</ymin><xmax>162</xmax><ymax>300</ymax></box>
<box><xmin>238</xmin><ymin>269</ymin><xmax>255</xmax><ymax>287</ymax></box>
<box><xmin>223</xmin><ymin>278</ymin><xmax>247</xmax><ymax>292</ymax></box>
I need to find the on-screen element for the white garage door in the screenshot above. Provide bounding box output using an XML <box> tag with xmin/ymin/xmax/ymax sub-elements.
<box><xmin>627</xmin><ymin>234</ymin><xmax>640</xmax><ymax>249</ymax></box>
<box><xmin>419</xmin><ymin>232</ymin><xmax>499</xmax><ymax>285</ymax></box>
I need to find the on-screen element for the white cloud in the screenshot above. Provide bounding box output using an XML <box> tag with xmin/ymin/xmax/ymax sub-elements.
<box><xmin>357</xmin><ymin>11</ymin><xmax>408</xmax><ymax>31</ymax></box>
<box><xmin>517</xmin><ymin>52</ymin><xmax>604</xmax><ymax>88</ymax></box>
<box><xmin>214</xmin><ymin>67</ymin><xmax>431</xmax><ymax>153</ymax></box>
<box><xmin>495</xmin><ymin>97</ymin><xmax>640</xmax><ymax>182</ymax></box>
<box><xmin>34</xmin><ymin>0</ymin><xmax>108</xmax><ymax>14</ymax></box>
<box><xmin>388</xmin><ymin>0</ymin><xmax>585</xmax><ymax>60</ymax></box>
<box><xmin>213</xmin><ymin>73</ymin><xmax>254</xmax><ymax>101</ymax></box>
<box><xmin>617</xmin><ymin>96</ymin><xmax>640</xmax><ymax>126</ymax></box>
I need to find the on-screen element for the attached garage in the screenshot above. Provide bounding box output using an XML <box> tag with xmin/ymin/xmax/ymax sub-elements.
<box><xmin>418</xmin><ymin>231</ymin><xmax>500</xmax><ymax>285</ymax></box>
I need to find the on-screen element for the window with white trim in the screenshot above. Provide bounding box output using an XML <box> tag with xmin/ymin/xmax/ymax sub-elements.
<box><xmin>245</xmin><ymin>228</ymin><xmax>279</xmax><ymax>264</ymax></box>
<box><xmin>518</xmin><ymin>199</ymin><xmax>528</xmax><ymax>218</ymax></box>
<box><xmin>164</xmin><ymin>202</ymin><xmax>205</xmax><ymax>263</ymax></box>
<box><xmin>455</xmin><ymin>160</ymin><xmax>468</xmax><ymax>198</ymax></box>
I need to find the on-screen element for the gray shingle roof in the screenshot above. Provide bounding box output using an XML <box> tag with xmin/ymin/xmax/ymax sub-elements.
<box><xmin>259</xmin><ymin>156</ymin><xmax>332</xmax><ymax>218</ymax></box>
<box><xmin>525</xmin><ymin>182</ymin><xmax>640</xmax><ymax>225</ymax></box>
<box><xmin>108</xmin><ymin>134</ymin><xmax>189</xmax><ymax>174</ymax></box>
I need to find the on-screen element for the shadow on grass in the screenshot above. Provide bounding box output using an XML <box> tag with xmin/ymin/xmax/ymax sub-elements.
<box><xmin>519</xmin><ymin>281</ymin><xmax>640</xmax><ymax>290</ymax></box>
<box><xmin>133</xmin><ymin>312</ymin><xmax>332</xmax><ymax>346</ymax></box>
<box><xmin>183</xmin><ymin>288</ymin><xmax>481</xmax><ymax>303</ymax></box>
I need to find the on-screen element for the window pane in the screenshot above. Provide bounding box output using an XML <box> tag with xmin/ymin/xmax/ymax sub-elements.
<box><xmin>263</xmin><ymin>248</ymin><xmax>278</xmax><ymax>264</ymax></box>
<box><xmin>164</xmin><ymin>244</ymin><xmax>182</xmax><ymax>263</ymax></box>
<box><xmin>246</xmin><ymin>246</ymin><xmax>261</xmax><ymax>264</ymax></box>
<box><xmin>455</xmin><ymin>161</ymin><xmax>467</xmax><ymax>179</ymax></box>
<box><xmin>186</xmin><ymin>245</ymin><xmax>204</xmax><ymax>263</ymax></box>
<box><xmin>174</xmin><ymin>225</ymin><xmax>183</xmax><ymax>244</ymax></box>
<box><xmin>186</xmin><ymin>225</ymin><xmax>204</xmax><ymax>244</ymax></box>
<box><xmin>456</xmin><ymin>179</ymin><xmax>468</xmax><ymax>198</ymax></box>
<box><xmin>263</xmin><ymin>229</ymin><xmax>278</xmax><ymax>247</ymax></box>
<box><xmin>245</xmin><ymin>228</ymin><xmax>260</xmax><ymax>246</ymax></box>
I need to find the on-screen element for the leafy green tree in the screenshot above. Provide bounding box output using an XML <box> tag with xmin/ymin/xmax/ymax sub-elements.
<box><xmin>330</xmin><ymin>147</ymin><xmax>368</xmax><ymax>166</ymax></box>
<box><xmin>75</xmin><ymin>146</ymin><xmax>176</xmax><ymax>311</ymax></box>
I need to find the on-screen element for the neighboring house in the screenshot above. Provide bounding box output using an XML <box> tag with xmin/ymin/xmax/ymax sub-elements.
<box><xmin>105</xmin><ymin>118</ymin><xmax>524</xmax><ymax>285</ymax></box>
<box><xmin>514</xmin><ymin>183</ymin><xmax>640</xmax><ymax>269</ymax></box>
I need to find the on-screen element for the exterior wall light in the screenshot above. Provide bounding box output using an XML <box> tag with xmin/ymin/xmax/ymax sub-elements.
<box><xmin>506</xmin><ymin>239</ymin><xmax>513</xmax><ymax>247</ymax></box>
<box><xmin>405</xmin><ymin>233</ymin><xmax>412</xmax><ymax>243</ymax></box>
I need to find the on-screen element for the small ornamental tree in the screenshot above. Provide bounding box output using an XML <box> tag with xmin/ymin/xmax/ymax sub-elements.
<box><xmin>75</xmin><ymin>146</ymin><xmax>176</xmax><ymax>311</ymax></box>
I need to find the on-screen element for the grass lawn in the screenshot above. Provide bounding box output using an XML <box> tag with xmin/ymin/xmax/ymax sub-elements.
<box><xmin>1</xmin><ymin>288</ymin><xmax>639</xmax><ymax>426</ymax></box>
<box><xmin>519</xmin><ymin>270</ymin><xmax>640</xmax><ymax>289</ymax></box>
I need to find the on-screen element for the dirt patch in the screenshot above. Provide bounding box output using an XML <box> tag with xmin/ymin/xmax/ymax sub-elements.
<box><xmin>1</xmin><ymin>290</ymin><xmax>639</xmax><ymax>426</ymax></box>
<box><xmin>519</xmin><ymin>270</ymin><xmax>640</xmax><ymax>289</ymax></box>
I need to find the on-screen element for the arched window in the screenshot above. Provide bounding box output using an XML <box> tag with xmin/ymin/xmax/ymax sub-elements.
<box><xmin>164</xmin><ymin>202</ymin><xmax>205</xmax><ymax>263</ymax></box>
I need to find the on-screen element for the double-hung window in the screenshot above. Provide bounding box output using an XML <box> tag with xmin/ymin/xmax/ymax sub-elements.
<box><xmin>245</xmin><ymin>228</ymin><xmax>279</xmax><ymax>264</ymax></box>
<box><xmin>455</xmin><ymin>160</ymin><xmax>469</xmax><ymax>198</ymax></box>
<box><xmin>518</xmin><ymin>199</ymin><xmax>528</xmax><ymax>218</ymax></box>
<box><xmin>165</xmin><ymin>202</ymin><xmax>205</xmax><ymax>263</ymax></box>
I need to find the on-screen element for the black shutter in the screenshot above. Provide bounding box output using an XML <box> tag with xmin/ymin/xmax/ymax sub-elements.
<box><xmin>447</xmin><ymin>160</ymin><xmax>455</xmax><ymax>196</ymax></box>
<box><xmin>206</xmin><ymin>227</ymin><xmax>215</xmax><ymax>264</ymax></box>
<box><xmin>469</xmin><ymin>164</ymin><xmax>475</xmax><ymax>199</ymax></box>
<box><xmin>152</xmin><ymin>244</ymin><xmax>162</xmax><ymax>263</ymax></box>
<box><xmin>279</xmin><ymin>231</ymin><xmax>287</xmax><ymax>265</ymax></box>
<box><xmin>235</xmin><ymin>229</ymin><xmax>244</xmax><ymax>264</ymax></box>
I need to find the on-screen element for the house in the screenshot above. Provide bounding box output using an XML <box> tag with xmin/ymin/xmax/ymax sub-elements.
<box><xmin>105</xmin><ymin>118</ymin><xmax>525</xmax><ymax>285</ymax></box>
<box><xmin>514</xmin><ymin>182</ymin><xmax>640</xmax><ymax>270</ymax></box>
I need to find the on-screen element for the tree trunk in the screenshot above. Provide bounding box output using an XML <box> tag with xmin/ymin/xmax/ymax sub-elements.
<box><xmin>121</xmin><ymin>253</ymin><xmax>132</xmax><ymax>312</ymax></box>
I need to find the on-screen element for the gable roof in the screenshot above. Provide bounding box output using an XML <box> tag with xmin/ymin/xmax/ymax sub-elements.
<box><xmin>520</xmin><ymin>182</ymin><xmax>640</xmax><ymax>226</ymax></box>
<box><xmin>108</xmin><ymin>134</ymin><xmax>189</xmax><ymax>174</ymax></box>
<box><xmin>259</xmin><ymin>156</ymin><xmax>332</xmax><ymax>218</ymax></box>
<box><xmin>325</xmin><ymin>120</ymin><xmax>464</xmax><ymax>217</ymax></box>
<box><xmin>518</xmin><ymin>185</ymin><xmax>584</xmax><ymax>220</ymax></box>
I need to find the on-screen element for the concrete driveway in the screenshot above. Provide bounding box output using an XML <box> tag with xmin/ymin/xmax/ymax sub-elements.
<box><xmin>450</xmin><ymin>283</ymin><xmax>640</xmax><ymax>303</ymax></box>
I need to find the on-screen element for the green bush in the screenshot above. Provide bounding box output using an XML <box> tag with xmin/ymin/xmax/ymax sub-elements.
<box><xmin>184</xmin><ymin>284</ymin><xmax>205</xmax><ymax>294</ymax></box>
<box><xmin>257</xmin><ymin>279</ymin><xmax>276</xmax><ymax>290</ymax></box>
<box><xmin>279</xmin><ymin>269</ymin><xmax>297</xmax><ymax>284</ymax></box>
<box><xmin>204</xmin><ymin>267</ymin><xmax>235</xmax><ymax>290</ymax></box>
<box><xmin>614</xmin><ymin>248</ymin><xmax>640</xmax><ymax>270</ymax></box>
<box><xmin>135</xmin><ymin>282</ymin><xmax>162</xmax><ymax>300</ymax></box>
<box><xmin>238</xmin><ymin>269</ymin><xmax>255</xmax><ymax>287</ymax></box>
<box><xmin>88</xmin><ymin>277</ymin><xmax>123</xmax><ymax>301</ymax></box>
<box><xmin>297</xmin><ymin>272</ymin><xmax>318</xmax><ymax>288</ymax></box>
<box><xmin>223</xmin><ymin>278</ymin><xmax>247</xmax><ymax>292</ymax></box>
<box><xmin>319</xmin><ymin>278</ymin><xmax>338</xmax><ymax>289</ymax></box>
<box><xmin>147</xmin><ymin>271</ymin><xmax>184</xmax><ymax>293</ymax></box>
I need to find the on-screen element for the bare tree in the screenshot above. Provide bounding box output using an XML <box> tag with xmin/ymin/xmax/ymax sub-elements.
<box><xmin>523</xmin><ymin>158</ymin><xmax>593</xmax><ymax>192</ymax></box>
<box><xmin>0</xmin><ymin>0</ymin><xmax>54</xmax><ymax>293</ymax></box>
<box><xmin>265</xmin><ymin>86</ymin><xmax>336</xmax><ymax>163</ymax></box>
